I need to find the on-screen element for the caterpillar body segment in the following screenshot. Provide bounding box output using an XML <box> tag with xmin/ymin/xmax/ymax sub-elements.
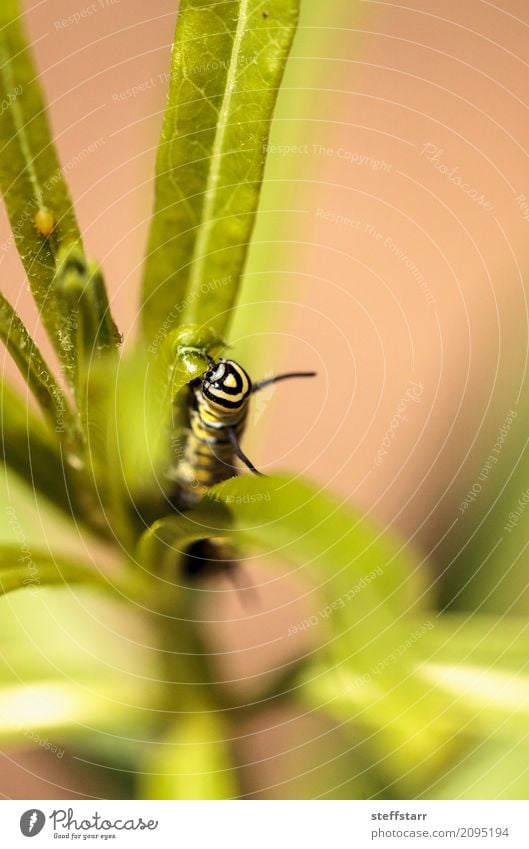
<box><xmin>168</xmin><ymin>358</ymin><xmax>315</xmax><ymax>509</ymax></box>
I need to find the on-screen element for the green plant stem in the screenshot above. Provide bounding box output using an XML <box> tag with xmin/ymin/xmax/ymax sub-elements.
<box><xmin>0</xmin><ymin>292</ymin><xmax>75</xmax><ymax>435</ymax></box>
<box><xmin>52</xmin><ymin>246</ymin><xmax>121</xmax><ymax>401</ymax></box>
<box><xmin>0</xmin><ymin>0</ymin><xmax>83</xmax><ymax>357</ymax></box>
<box><xmin>150</xmin><ymin>584</ymin><xmax>218</xmax><ymax>714</ymax></box>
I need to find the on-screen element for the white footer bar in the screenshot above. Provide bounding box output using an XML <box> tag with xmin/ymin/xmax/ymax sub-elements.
<box><xmin>2</xmin><ymin>800</ymin><xmax>528</xmax><ymax>849</ymax></box>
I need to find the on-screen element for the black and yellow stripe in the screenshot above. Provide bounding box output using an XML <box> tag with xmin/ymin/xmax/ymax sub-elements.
<box><xmin>169</xmin><ymin>359</ymin><xmax>252</xmax><ymax>507</ymax></box>
<box><xmin>167</xmin><ymin>357</ymin><xmax>316</xmax><ymax>580</ymax></box>
<box><xmin>168</xmin><ymin>358</ymin><xmax>315</xmax><ymax>509</ymax></box>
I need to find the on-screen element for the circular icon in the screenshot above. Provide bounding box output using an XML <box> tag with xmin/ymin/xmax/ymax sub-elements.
<box><xmin>20</xmin><ymin>810</ymin><xmax>46</xmax><ymax>837</ymax></box>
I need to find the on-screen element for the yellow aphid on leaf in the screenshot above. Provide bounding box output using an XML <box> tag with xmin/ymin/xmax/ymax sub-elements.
<box><xmin>34</xmin><ymin>207</ymin><xmax>55</xmax><ymax>237</ymax></box>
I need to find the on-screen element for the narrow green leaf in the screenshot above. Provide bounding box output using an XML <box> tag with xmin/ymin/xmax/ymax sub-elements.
<box><xmin>416</xmin><ymin>614</ymin><xmax>529</xmax><ymax>728</ymax></box>
<box><xmin>0</xmin><ymin>588</ymin><xmax>159</xmax><ymax>741</ymax></box>
<box><xmin>416</xmin><ymin>612</ymin><xmax>529</xmax><ymax>670</ymax></box>
<box><xmin>141</xmin><ymin>0</ymin><xmax>300</xmax><ymax>342</ymax></box>
<box><xmin>140</xmin><ymin>476</ymin><xmax>431</xmax><ymax>701</ymax></box>
<box><xmin>427</xmin><ymin>736</ymin><xmax>529</xmax><ymax>800</ymax></box>
<box><xmin>299</xmin><ymin>620</ymin><xmax>529</xmax><ymax>745</ymax></box>
<box><xmin>52</xmin><ymin>246</ymin><xmax>121</xmax><ymax>401</ymax></box>
<box><xmin>209</xmin><ymin>474</ymin><xmax>427</xmax><ymax>615</ymax></box>
<box><xmin>0</xmin><ymin>380</ymin><xmax>73</xmax><ymax>514</ymax></box>
<box><xmin>0</xmin><ymin>0</ymin><xmax>82</xmax><ymax>352</ymax></box>
<box><xmin>0</xmin><ymin>291</ymin><xmax>73</xmax><ymax>432</ymax></box>
<box><xmin>137</xmin><ymin>499</ymin><xmax>231</xmax><ymax>577</ymax></box>
<box><xmin>0</xmin><ymin>545</ymin><xmax>112</xmax><ymax>597</ymax></box>
<box><xmin>0</xmin><ymin>675</ymin><xmax>156</xmax><ymax>743</ymax></box>
<box><xmin>0</xmin><ymin>381</ymin><xmax>114</xmax><ymax>539</ymax></box>
<box><xmin>140</xmin><ymin>712</ymin><xmax>239</xmax><ymax>800</ymax></box>
<box><xmin>140</xmin><ymin>473</ymin><xmax>427</xmax><ymax>637</ymax></box>
<box><xmin>153</xmin><ymin>476</ymin><xmax>459</xmax><ymax>779</ymax></box>
<box><xmin>297</xmin><ymin>613</ymin><xmax>529</xmax><ymax>793</ymax></box>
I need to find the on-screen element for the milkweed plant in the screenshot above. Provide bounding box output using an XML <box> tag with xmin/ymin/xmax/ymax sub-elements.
<box><xmin>0</xmin><ymin>0</ymin><xmax>527</xmax><ymax>800</ymax></box>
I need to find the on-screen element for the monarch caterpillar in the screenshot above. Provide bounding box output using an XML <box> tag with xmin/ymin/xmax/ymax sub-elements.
<box><xmin>169</xmin><ymin>356</ymin><xmax>315</xmax><ymax>582</ymax></box>
<box><xmin>169</xmin><ymin>358</ymin><xmax>316</xmax><ymax>509</ymax></box>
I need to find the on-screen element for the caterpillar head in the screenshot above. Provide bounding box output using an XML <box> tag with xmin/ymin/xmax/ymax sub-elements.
<box><xmin>200</xmin><ymin>359</ymin><xmax>252</xmax><ymax>413</ymax></box>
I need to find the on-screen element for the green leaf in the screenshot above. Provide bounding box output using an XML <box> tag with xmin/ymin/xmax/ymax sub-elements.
<box><xmin>140</xmin><ymin>473</ymin><xmax>429</xmax><ymax>655</ymax></box>
<box><xmin>417</xmin><ymin>612</ymin><xmax>529</xmax><ymax>670</ymax></box>
<box><xmin>427</xmin><ymin>736</ymin><xmax>529</xmax><ymax>800</ymax></box>
<box><xmin>52</xmin><ymin>246</ymin><xmax>121</xmax><ymax>401</ymax></box>
<box><xmin>139</xmin><ymin>476</ymin><xmax>441</xmax><ymax>772</ymax></box>
<box><xmin>0</xmin><ymin>374</ymin><xmax>154</xmax><ymax>586</ymax></box>
<box><xmin>0</xmin><ymin>381</ymin><xmax>118</xmax><ymax>540</ymax></box>
<box><xmin>0</xmin><ymin>545</ymin><xmax>113</xmax><ymax>597</ymax></box>
<box><xmin>137</xmin><ymin>498</ymin><xmax>231</xmax><ymax>578</ymax></box>
<box><xmin>0</xmin><ymin>380</ymin><xmax>74</xmax><ymax>515</ymax></box>
<box><xmin>211</xmin><ymin>473</ymin><xmax>428</xmax><ymax>627</ymax></box>
<box><xmin>0</xmin><ymin>0</ymin><xmax>82</xmax><ymax>352</ymax></box>
<box><xmin>145</xmin><ymin>476</ymin><xmax>504</xmax><ymax>791</ymax></box>
<box><xmin>141</xmin><ymin>0</ymin><xmax>300</xmax><ymax>343</ymax></box>
<box><xmin>297</xmin><ymin>613</ymin><xmax>529</xmax><ymax>794</ymax></box>
<box><xmin>0</xmin><ymin>588</ymin><xmax>159</xmax><ymax>741</ymax></box>
<box><xmin>299</xmin><ymin>619</ymin><xmax>529</xmax><ymax>746</ymax></box>
<box><xmin>140</xmin><ymin>712</ymin><xmax>239</xmax><ymax>800</ymax></box>
<box><xmin>415</xmin><ymin>614</ymin><xmax>529</xmax><ymax>733</ymax></box>
<box><xmin>0</xmin><ymin>292</ymin><xmax>73</xmax><ymax>432</ymax></box>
